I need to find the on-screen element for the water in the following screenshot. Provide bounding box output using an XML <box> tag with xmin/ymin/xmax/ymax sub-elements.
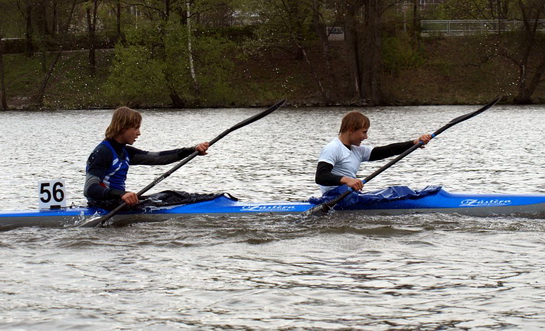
<box><xmin>1</xmin><ymin>103</ymin><xmax>544</xmax><ymax>329</ymax></box>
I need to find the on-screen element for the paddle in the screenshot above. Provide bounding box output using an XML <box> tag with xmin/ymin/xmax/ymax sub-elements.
<box><xmin>79</xmin><ymin>98</ymin><xmax>287</xmax><ymax>227</ymax></box>
<box><xmin>304</xmin><ymin>96</ymin><xmax>501</xmax><ymax>216</ymax></box>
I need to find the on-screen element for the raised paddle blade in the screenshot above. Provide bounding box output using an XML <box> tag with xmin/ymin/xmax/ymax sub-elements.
<box><xmin>78</xmin><ymin>99</ymin><xmax>287</xmax><ymax>228</ymax></box>
<box><xmin>228</xmin><ymin>99</ymin><xmax>286</xmax><ymax>132</ymax></box>
<box><xmin>434</xmin><ymin>96</ymin><xmax>501</xmax><ymax>136</ymax></box>
<box><xmin>304</xmin><ymin>96</ymin><xmax>502</xmax><ymax>217</ymax></box>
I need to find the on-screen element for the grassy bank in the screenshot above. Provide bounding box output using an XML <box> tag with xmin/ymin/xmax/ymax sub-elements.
<box><xmin>2</xmin><ymin>36</ymin><xmax>544</xmax><ymax>110</ymax></box>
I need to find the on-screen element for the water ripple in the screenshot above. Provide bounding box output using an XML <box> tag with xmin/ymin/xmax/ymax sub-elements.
<box><xmin>1</xmin><ymin>106</ymin><xmax>545</xmax><ymax>329</ymax></box>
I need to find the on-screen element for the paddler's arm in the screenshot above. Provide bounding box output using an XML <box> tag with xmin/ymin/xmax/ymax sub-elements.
<box><xmin>84</xmin><ymin>173</ymin><xmax>139</xmax><ymax>205</ymax></box>
<box><xmin>369</xmin><ymin>134</ymin><xmax>431</xmax><ymax>161</ymax></box>
<box><xmin>84</xmin><ymin>173</ymin><xmax>126</xmax><ymax>200</ymax></box>
<box><xmin>128</xmin><ymin>142</ymin><xmax>209</xmax><ymax>165</ymax></box>
<box><xmin>315</xmin><ymin>162</ymin><xmax>364</xmax><ymax>191</ymax></box>
<box><xmin>369</xmin><ymin>141</ymin><xmax>414</xmax><ymax>161</ymax></box>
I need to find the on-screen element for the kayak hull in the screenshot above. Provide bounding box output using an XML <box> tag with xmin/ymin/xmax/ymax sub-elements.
<box><xmin>1</xmin><ymin>188</ymin><xmax>545</xmax><ymax>229</ymax></box>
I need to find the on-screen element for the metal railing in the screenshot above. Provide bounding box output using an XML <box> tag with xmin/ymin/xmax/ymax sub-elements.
<box><xmin>421</xmin><ymin>19</ymin><xmax>545</xmax><ymax>35</ymax></box>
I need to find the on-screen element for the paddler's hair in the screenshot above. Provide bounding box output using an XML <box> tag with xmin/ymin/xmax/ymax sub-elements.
<box><xmin>339</xmin><ymin>111</ymin><xmax>370</xmax><ymax>134</ymax></box>
<box><xmin>105</xmin><ymin>106</ymin><xmax>142</xmax><ymax>139</ymax></box>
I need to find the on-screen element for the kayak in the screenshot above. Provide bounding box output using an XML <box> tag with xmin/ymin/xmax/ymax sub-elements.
<box><xmin>1</xmin><ymin>186</ymin><xmax>545</xmax><ymax>229</ymax></box>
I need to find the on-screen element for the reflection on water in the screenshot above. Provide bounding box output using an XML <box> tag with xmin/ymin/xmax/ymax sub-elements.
<box><xmin>0</xmin><ymin>104</ymin><xmax>544</xmax><ymax>329</ymax></box>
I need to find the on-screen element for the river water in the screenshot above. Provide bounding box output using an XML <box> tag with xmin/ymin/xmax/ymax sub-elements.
<box><xmin>1</xmin><ymin>103</ymin><xmax>544</xmax><ymax>329</ymax></box>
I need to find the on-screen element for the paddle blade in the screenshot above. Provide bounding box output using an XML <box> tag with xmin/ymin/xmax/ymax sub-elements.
<box><xmin>78</xmin><ymin>213</ymin><xmax>113</xmax><ymax>228</ymax></box>
<box><xmin>436</xmin><ymin>96</ymin><xmax>501</xmax><ymax>135</ymax></box>
<box><xmin>231</xmin><ymin>99</ymin><xmax>286</xmax><ymax>131</ymax></box>
<box><xmin>77</xmin><ymin>216</ymin><xmax>104</xmax><ymax>228</ymax></box>
<box><xmin>303</xmin><ymin>189</ymin><xmax>353</xmax><ymax>216</ymax></box>
<box><xmin>78</xmin><ymin>203</ymin><xmax>126</xmax><ymax>227</ymax></box>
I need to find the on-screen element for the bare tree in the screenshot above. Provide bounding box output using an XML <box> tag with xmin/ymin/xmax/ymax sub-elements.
<box><xmin>0</xmin><ymin>36</ymin><xmax>7</xmax><ymax>109</ymax></box>
<box><xmin>15</xmin><ymin>0</ymin><xmax>34</xmax><ymax>57</ymax></box>
<box><xmin>341</xmin><ymin>0</ymin><xmax>365</xmax><ymax>101</ymax></box>
<box><xmin>359</xmin><ymin>0</ymin><xmax>384</xmax><ymax>104</ymax></box>
<box><xmin>511</xmin><ymin>0</ymin><xmax>545</xmax><ymax>103</ymax></box>
<box><xmin>337</xmin><ymin>0</ymin><xmax>388</xmax><ymax>105</ymax></box>
<box><xmin>311</xmin><ymin>1</ymin><xmax>339</xmax><ymax>84</ymax></box>
<box><xmin>34</xmin><ymin>0</ymin><xmax>78</xmax><ymax>106</ymax></box>
<box><xmin>86</xmin><ymin>0</ymin><xmax>100</xmax><ymax>76</ymax></box>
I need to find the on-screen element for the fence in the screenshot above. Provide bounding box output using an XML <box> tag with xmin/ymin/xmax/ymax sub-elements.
<box><xmin>421</xmin><ymin>19</ymin><xmax>545</xmax><ymax>36</ymax></box>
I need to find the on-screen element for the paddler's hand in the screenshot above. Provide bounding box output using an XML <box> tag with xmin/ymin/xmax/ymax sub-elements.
<box><xmin>341</xmin><ymin>177</ymin><xmax>364</xmax><ymax>191</ymax></box>
<box><xmin>195</xmin><ymin>142</ymin><xmax>209</xmax><ymax>155</ymax></box>
<box><xmin>121</xmin><ymin>192</ymin><xmax>139</xmax><ymax>205</ymax></box>
<box><xmin>414</xmin><ymin>134</ymin><xmax>432</xmax><ymax>147</ymax></box>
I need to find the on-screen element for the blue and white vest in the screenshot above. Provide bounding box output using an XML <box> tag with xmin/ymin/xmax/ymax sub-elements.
<box><xmin>100</xmin><ymin>140</ymin><xmax>130</xmax><ymax>191</ymax></box>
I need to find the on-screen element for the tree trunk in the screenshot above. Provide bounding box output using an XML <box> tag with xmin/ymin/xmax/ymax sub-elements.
<box><xmin>24</xmin><ymin>4</ymin><xmax>33</xmax><ymax>57</ymax></box>
<box><xmin>343</xmin><ymin>4</ymin><xmax>363</xmax><ymax>101</ymax></box>
<box><xmin>187</xmin><ymin>1</ymin><xmax>199</xmax><ymax>95</ymax></box>
<box><xmin>163</xmin><ymin>61</ymin><xmax>186</xmax><ymax>107</ymax></box>
<box><xmin>297</xmin><ymin>43</ymin><xmax>329</xmax><ymax>104</ymax></box>
<box><xmin>411</xmin><ymin>0</ymin><xmax>420</xmax><ymax>47</ymax></box>
<box><xmin>169</xmin><ymin>91</ymin><xmax>186</xmax><ymax>107</ymax></box>
<box><xmin>0</xmin><ymin>38</ymin><xmax>8</xmax><ymax>109</ymax></box>
<box><xmin>34</xmin><ymin>49</ymin><xmax>63</xmax><ymax>105</ymax></box>
<box><xmin>514</xmin><ymin>54</ymin><xmax>545</xmax><ymax>104</ymax></box>
<box><xmin>512</xmin><ymin>0</ymin><xmax>545</xmax><ymax>104</ymax></box>
<box><xmin>311</xmin><ymin>0</ymin><xmax>339</xmax><ymax>102</ymax></box>
<box><xmin>86</xmin><ymin>0</ymin><xmax>99</xmax><ymax>77</ymax></box>
<box><xmin>359</xmin><ymin>0</ymin><xmax>384</xmax><ymax>105</ymax></box>
<box><xmin>36</xmin><ymin>0</ymin><xmax>49</xmax><ymax>36</ymax></box>
<box><xmin>52</xmin><ymin>0</ymin><xmax>58</xmax><ymax>34</ymax></box>
<box><xmin>34</xmin><ymin>0</ymin><xmax>77</xmax><ymax>106</ymax></box>
<box><xmin>116</xmin><ymin>0</ymin><xmax>123</xmax><ymax>42</ymax></box>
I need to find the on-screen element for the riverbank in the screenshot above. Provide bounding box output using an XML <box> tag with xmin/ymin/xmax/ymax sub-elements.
<box><xmin>2</xmin><ymin>37</ymin><xmax>544</xmax><ymax>110</ymax></box>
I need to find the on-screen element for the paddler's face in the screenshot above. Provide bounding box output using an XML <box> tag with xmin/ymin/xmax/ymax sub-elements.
<box><xmin>348</xmin><ymin>126</ymin><xmax>369</xmax><ymax>146</ymax></box>
<box><xmin>120</xmin><ymin>125</ymin><xmax>141</xmax><ymax>145</ymax></box>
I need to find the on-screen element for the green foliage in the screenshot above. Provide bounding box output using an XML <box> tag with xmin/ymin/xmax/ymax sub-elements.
<box><xmin>190</xmin><ymin>33</ymin><xmax>237</xmax><ymax>105</ymax></box>
<box><xmin>0</xmin><ymin>0</ymin><xmax>23</xmax><ymax>38</ymax></box>
<box><xmin>382</xmin><ymin>36</ymin><xmax>424</xmax><ymax>76</ymax></box>
<box><xmin>104</xmin><ymin>19</ymin><xmax>237</xmax><ymax>107</ymax></box>
<box><xmin>2</xmin><ymin>53</ymin><xmax>42</xmax><ymax>92</ymax></box>
<box><xmin>241</xmin><ymin>0</ymin><xmax>315</xmax><ymax>55</ymax></box>
<box><xmin>44</xmin><ymin>50</ymin><xmax>115</xmax><ymax>109</ymax></box>
<box><xmin>104</xmin><ymin>22</ymin><xmax>168</xmax><ymax>106</ymax></box>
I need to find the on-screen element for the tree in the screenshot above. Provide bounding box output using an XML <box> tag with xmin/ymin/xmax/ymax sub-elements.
<box><xmin>310</xmin><ymin>0</ymin><xmax>340</xmax><ymax>101</ymax></box>
<box><xmin>85</xmin><ymin>0</ymin><xmax>100</xmax><ymax>76</ymax></box>
<box><xmin>34</xmin><ymin>0</ymin><xmax>78</xmax><ymax>105</ymax></box>
<box><xmin>15</xmin><ymin>0</ymin><xmax>34</xmax><ymax>57</ymax></box>
<box><xmin>441</xmin><ymin>0</ymin><xmax>545</xmax><ymax>103</ymax></box>
<box><xmin>360</xmin><ymin>0</ymin><xmax>385</xmax><ymax>104</ymax></box>
<box><xmin>246</xmin><ymin>0</ymin><xmax>337</xmax><ymax>104</ymax></box>
<box><xmin>334</xmin><ymin>0</ymin><xmax>394</xmax><ymax>105</ymax></box>
<box><xmin>509</xmin><ymin>0</ymin><xmax>545</xmax><ymax>103</ymax></box>
<box><xmin>0</xmin><ymin>37</ymin><xmax>7</xmax><ymax>109</ymax></box>
<box><xmin>105</xmin><ymin>16</ymin><xmax>236</xmax><ymax>107</ymax></box>
<box><xmin>340</xmin><ymin>0</ymin><xmax>365</xmax><ymax>101</ymax></box>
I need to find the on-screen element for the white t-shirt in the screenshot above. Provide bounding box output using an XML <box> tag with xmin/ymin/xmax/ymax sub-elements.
<box><xmin>318</xmin><ymin>137</ymin><xmax>373</xmax><ymax>193</ymax></box>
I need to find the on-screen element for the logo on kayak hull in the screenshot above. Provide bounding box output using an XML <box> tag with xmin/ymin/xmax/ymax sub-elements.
<box><xmin>241</xmin><ymin>205</ymin><xmax>298</xmax><ymax>212</ymax></box>
<box><xmin>460</xmin><ymin>199</ymin><xmax>512</xmax><ymax>207</ymax></box>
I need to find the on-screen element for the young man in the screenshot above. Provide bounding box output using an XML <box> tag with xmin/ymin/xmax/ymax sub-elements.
<box><xmin>84</xmin><ymin>106</ymin><xmax>209</xmax><ymax>209</ymax></box>
<box><xmin>315</xmin><ymin>111</ymin><xmax>432</xmax><ymax>194</ymax></box>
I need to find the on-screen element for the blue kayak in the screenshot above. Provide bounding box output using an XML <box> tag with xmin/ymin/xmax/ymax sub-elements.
<box><xmin>1</xmin><ymin>186</ymin><xmax>545</xmax><ymax>229</ymax></box>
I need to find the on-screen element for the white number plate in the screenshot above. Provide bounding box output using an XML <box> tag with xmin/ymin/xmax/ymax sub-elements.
<box><xmin>38</xmin><ymin>180</ymin><xmax>67</xmax><ymax>209</ymax></box>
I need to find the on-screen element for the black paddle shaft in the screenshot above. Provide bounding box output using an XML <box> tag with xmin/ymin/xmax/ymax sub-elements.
<box><xmin>80</xmin><ymin>98</ymin><xmax>287</xmax><ymax>228</ymax></box>
<box><xmin>305</xmin><ymin>96</ymin><xmax>501</xmax><ymax>216</ymax></box>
